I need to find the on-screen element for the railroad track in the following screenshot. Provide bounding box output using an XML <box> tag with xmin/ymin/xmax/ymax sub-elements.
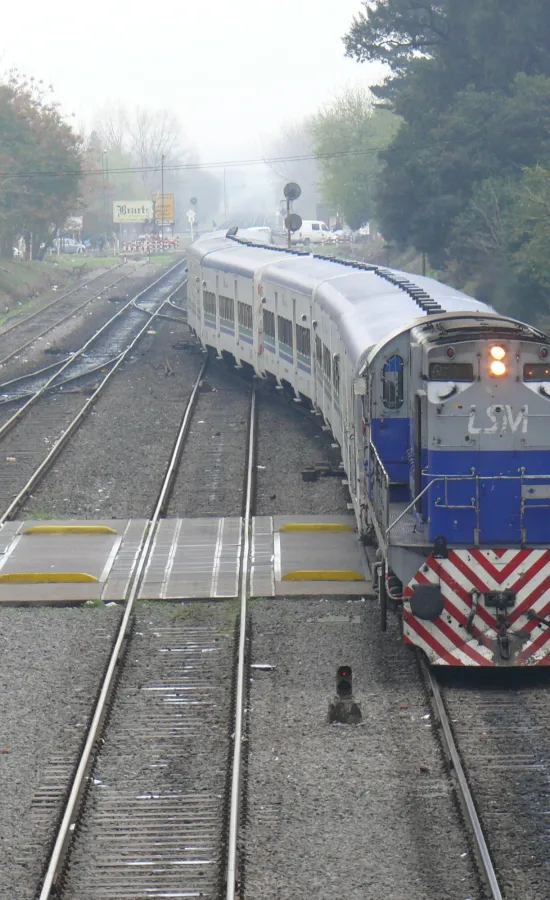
<box><xmin>0</xmin><ymin>260</ymin><xmax>187</xmax><ymax>521</ymax></box>
<box><xmin>0</xmin><ymin>260</ymin><xmax>150</xmax><ymax>369</ymax></box>
<box><xmin>424</xmin><ymin>662</ymin><xmax>550</xmax><ymax>899</ymax></box>
<box><xmin>36</xmin><ymin>368</ymin><xmax>257</xmax><ymax>899</ymax></box>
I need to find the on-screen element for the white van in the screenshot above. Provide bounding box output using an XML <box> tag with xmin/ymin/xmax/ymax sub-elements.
<box><xmin>290</xmin><ymin>220</ymin><xmax>331</xmax><ymax>246</ymax></box>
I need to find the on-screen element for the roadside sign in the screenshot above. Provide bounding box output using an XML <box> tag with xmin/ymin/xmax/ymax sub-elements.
<box><xmin>187</xmin><ymin>210</ymin><xmax>196</xmax><ymax>223</ymax></box>
<box><xmin>113</xmin><ymin>201</ymin><xmax>153</xmax><ymax>224</ymax></box>
<box><xmin>153</xmin><ymin>193</ymin><xmax>175</xmax><ymax>225</ymax></box>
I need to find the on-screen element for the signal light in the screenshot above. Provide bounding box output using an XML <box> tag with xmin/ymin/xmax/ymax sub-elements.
<box><xmin>490</xmin><ymin>360</ymin><xmax>506</xmax><ymax>376</ymax></box>
<box><xmin>490</xmin><ymin>346</ymin><xmax>506</xmax><ymax>361</ymax></box>
<box><xmin>336</xmin><ymin>665</ymin><xmax>353</xmax><ymax>699</ymax></box>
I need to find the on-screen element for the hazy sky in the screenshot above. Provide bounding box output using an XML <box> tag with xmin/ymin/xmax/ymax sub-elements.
<box><xmin>2</xmin><ymin>1</ymin><xmax>382</xmax><ymax>163</ymax></box>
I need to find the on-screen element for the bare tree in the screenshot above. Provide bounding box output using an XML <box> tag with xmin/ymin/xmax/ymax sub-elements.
<box><xmin>263</xmin><ymin>117</ymin><xmax>323</xmax><ymax>220</ymax></box>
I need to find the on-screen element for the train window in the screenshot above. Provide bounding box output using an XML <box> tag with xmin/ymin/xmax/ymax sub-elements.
<box><xmin>263</xmin><ymin>310</ymin><xmax>275</xmax><ymax>339</ymax></box>
<box><xmin>333</xmin><ymin>356</ymin><xmax>340</xmax><ymax>398</ymax></box>
<box><xmin>203</xmin><ymin>290</ymin><xmax>216</xmax><ymax>316</ymax></box>
<box><xmin>219</xmin><ymin>295</ymin><xmax>235</xmax><ymax>322</ymax></box>
<box><xmin>524</xmin><ymin>363</ymin><xmax>550</xmax><ymax>381</ymax></box>
<box><xmin>323</xmin><ymin>344</ymin><xmax>331</xmax><ymax>381</ymax></box>
<box><xmin>315</xmin><ymin>335</ymin><xmax>322</xmax><ymax>365</ymax></box>
<box><xmin>382</xmin><ymin>355</ymin><xmax>404</xmax><ymax>409</ymax></box>
<box><xmin>278</xmin><ymin>316</ymin><xmax>293</xmax><ymax>349</ymax></box>
<box><xmin>238</xmin><ymin>301</ymin><xmax>253</xmax><ymax>330</ymax></box>
<box><xmin>429</xmin><ymin>362</ymin><xmax>474</xmax><ymax>382</ymax></box>
<box><xmin>296</xmin><ymin>324</ymin><xmax>311</xmax><ymax>358</ymax></box>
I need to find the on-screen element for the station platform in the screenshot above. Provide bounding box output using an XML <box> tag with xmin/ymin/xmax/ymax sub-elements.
<box><xmin>0</xmin><ymin>516</ymin><xmax>372</xmax><ymax>606</ymax></box>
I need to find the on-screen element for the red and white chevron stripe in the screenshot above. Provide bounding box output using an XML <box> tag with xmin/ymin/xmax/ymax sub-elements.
<box><xmin>403</xmin><ymin>548</ymin><xmax>550</xmax><ymax>667</ymax></box>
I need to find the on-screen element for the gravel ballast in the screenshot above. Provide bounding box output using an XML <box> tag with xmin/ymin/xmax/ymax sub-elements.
<box><xmin>0</xmin><ymin>259</ymin><xmax>176</xmax><ymax>384</ymax></box>
<box><xmin>256</xmin><ymin>393</ymin><xmax>350</xmax><ymax>517</ymax></box>
<box><xmin>21</xmin><ymin>318</ymin><xmax>202</xmax><ymax>519</ymax></box>
<box><xmin>168</xmin><ymin>360</ymin><xmax>251</xmax><ymax>517</ymax></box>
<box><xmin>61</xmin><ymin>602</ymin><xmax>235</xmax><ymax>899</ymax></box>
<box><xmin>0</xmin><ymin>606</ymin><xmax>123</xmax><ymax>899</ymax></box>
<box><xmin>245</xmin><ymin>598</ymin><xmax>481</xmax><ymax>900</ymax></box>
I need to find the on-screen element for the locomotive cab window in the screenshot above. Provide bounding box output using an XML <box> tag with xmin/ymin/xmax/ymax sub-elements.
<box><xmin>429</xmin><ymin>362</ymin><xmax>474</xmax><ymax>382</ymax></box>
<box><xmin>382</xmin><ymin>355</ymin><xmax>404</xmax><ymax>409</ymax></box>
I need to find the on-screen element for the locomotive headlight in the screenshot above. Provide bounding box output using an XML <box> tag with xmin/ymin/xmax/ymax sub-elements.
<box><xmin>490</xmin><ymin>346</ymin><xmax>506</xmax><ymax>361</ymax></box>
<box><xmin>490</xmin><ymin>360</ymin><xmax>507</xmax><ymax>376</ymax></box>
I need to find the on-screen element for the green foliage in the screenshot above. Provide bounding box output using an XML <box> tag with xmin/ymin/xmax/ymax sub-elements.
<box><xmin>345</xmin><ymin>1</ymin><xmax>550</xmax><ymax>324</ymax></box>
<box><xmin>0</xmin><ymin>69</ymin><xmax>81</xmax><ymax>259</ymax></box>
<box><xmin>311</xmin><ymin>88</ymin><xmax>399</xmax><ymax>229</ymax></box>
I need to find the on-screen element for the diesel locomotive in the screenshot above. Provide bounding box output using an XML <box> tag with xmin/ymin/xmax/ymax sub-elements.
<box><xmin>187</xmin><ymin>230</ymin><xmax>550</xmax><ymax>667</ymax></box>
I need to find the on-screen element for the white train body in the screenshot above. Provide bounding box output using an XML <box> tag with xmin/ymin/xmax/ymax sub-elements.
<box><xmin>187</xmin><ymin>231</ymin><xmax>550</xmax><ymax>668</ymax></box>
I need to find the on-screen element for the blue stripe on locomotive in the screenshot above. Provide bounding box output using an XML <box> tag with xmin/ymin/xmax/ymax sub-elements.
<box><xmin>423</xmin><ymin>450</ymin><xmax>550</xmax><ymax>544</ymax></box>
<box><xmin>371</xmin><ymin>419</ymin><xmax>410</xmax><ymax>499</ymax></box>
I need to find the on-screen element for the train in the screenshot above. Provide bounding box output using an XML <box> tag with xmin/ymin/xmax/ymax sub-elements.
<box><xmin>187</xmin><ymin>228</ymin><xmax>550</xmax><ymax>667</ymax></box>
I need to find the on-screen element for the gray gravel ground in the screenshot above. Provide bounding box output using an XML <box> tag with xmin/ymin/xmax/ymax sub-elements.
<box><xmin>0</xmin><ymin>606</ymin><xmax>123</xmax><ymax>900</ymax></box>
<box><xmin>440</xmin><ymin>670</ymin><xmax>550</xmax><ymax>899</ymax></box>
<box><xmin>256</xmin><ymin>393</ymin><xmax>350</xmax><ymax>516</ymax></box>
<box><xmin>245</xmin><ymin>598</ymin><xmax>480</xmax><ymax>900</ymax></box>
<box><xmin>167</xmin><ymin>360</ymin><xmax>251</xmax><ymax>517</ymax></box>
<box><xmin>21</xmin><ymin>319</ymin><xmax>202</xmax><ymax>519</ymax></box>
<box><xmin>61</xmin><ymin>602</ymin><xmax>235</xmax><ymax>899</ymax></box>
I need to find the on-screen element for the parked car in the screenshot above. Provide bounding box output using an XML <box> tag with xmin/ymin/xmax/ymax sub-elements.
<box><xmin>53</xmin><ymin>237</ymin><xmax>85</xmax><ymax>254</ymax></box>
<box><xmin>290</xmin><ymin>220</ymin><xmax>332</xmax><ymax>246</ymax></box>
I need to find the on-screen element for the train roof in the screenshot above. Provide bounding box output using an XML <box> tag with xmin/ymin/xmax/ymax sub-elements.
<box><xmin>191</xmin><ymin>233</ymin><xmax>534</xmax><ymax>364</ymax></box>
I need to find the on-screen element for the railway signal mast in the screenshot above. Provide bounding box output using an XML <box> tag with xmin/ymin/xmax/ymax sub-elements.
<box><xmin>283</xmin><ymin>182</ymin><xmax>302</xmax><ymax>249</ymax></box>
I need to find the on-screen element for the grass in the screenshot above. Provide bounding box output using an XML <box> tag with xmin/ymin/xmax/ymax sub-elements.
<box><xmin>171</xmin><ymin>597</ymin><xmax>240</xmax><ymax>634</ymax></box>
<box><xmin>23</xmin><ymin>509</ymin><xmax>56</xmax><ymax>520</ymax></box>
<box><xmin>0</xmin><ymin>256</ymin><xmax>121</xmax><ymax>326</ymax></box>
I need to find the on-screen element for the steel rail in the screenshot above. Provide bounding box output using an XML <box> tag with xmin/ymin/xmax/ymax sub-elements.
<box><xmin>0</xmin><ymin>262</ymin><xmax>147</xmax><ymax>367</ymax></box>
<box><xmin>37</xmin><ymin>358</ymin><xmax>207</xmax><ymax>900</ymax></box>
<box><xmin>0</xmin><ymin>259</ymin><xmax>185</xmax><ymax>443</ymax></box>
<box><xmin>0</xmin><ymin>260</ymin><xmax>125</xmax><ymax>340</ymax></box>
<box><xmin>0</xmin><ymin>280</ymin><xmax>187</xmax><ymax>524</ymax></box>
<box><xmin>226</xmin><ymin>389</ymin><xmax>257</xmax><ymax>900</ymax></box>
<box><xmin>420</xmin><ymin>657</ymin><xmax>504</xmax><ymax>900</ymax></box>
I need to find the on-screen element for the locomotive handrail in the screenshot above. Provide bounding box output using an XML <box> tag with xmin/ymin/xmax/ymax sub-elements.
<box><xmin>385</xmin><ymin>479</ymin><xmax>441</xmax><ymax>538</ymax></box>
<box><xmin>369</xmin><ymin>441</ymin><xmax>390</xmax><ymax>534</ymax></box>
<box><xmin>423</xmin><ymin>470</ymin><xmax>550</xmax><ymax>545</ymax></box>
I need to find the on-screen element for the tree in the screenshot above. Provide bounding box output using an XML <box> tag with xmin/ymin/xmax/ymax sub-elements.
<box><xmin>312</xmin><ymin>87</ymin><xmax>399</xmax><ymax>229</ymax></box>
<box><xmin>264</xmin><ymin>118</ymin><xmax>322</xmax><ymax>221</ymax></box>
<box><xmin>0</xmin><ymin>69</ymin><xmax>81</xmax><ymax>258</ymax></box>
<box><xmin>344</xmin><ymin>1</ymin><xmax>550</xmax><ymax>112</ymax></box>
<box><xmin>375</xmin><ymin>74</ymin><xmax>550</xmax><ymax>263</ymax></box>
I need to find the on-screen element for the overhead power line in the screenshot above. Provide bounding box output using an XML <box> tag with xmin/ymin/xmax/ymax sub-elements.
<box><xmin>0</xmin><ymin>147</ymin><xmax>387</xmax><ymax>180</ymax></box>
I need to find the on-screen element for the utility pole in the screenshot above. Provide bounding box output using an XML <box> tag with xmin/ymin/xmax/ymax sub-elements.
<box><xmin>102</xmin><ymin>149</ymin><xmax>108</xmax><ymax>251</ymax></box>
<box><xmin>224</xmin><ymin>168</ymin><xmax>228</xmax><ymax>222</ymax></box>
<box><xmin>161</xmin><ymin>153</ymin><xmax>165</xmax><ymax>250</ymax></box>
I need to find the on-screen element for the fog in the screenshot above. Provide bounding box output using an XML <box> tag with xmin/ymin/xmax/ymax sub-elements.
<box><xmin>1</xmin><ymin>1</ymin><xmax>382</xmax><ymax>160</ymax></box>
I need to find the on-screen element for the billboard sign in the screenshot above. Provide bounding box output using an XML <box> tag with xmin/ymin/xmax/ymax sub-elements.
<box><xmin>153</xmin><ymin>193</ymin><xmax>175</xmax><ymax>225</ymax></box>
<box><xmin>113</xmin><ymin>201</ymin><xmax>153</xmax><ymax>224</ymax></box>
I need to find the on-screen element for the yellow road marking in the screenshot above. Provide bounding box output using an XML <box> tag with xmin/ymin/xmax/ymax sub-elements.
<box><xmin>23</xmin><ymin>526</ymin><xmax>117</xmax><ymax>535</ymax></box>
<box><xmin>282</xmin><ymin>570</ymin><xmax>364</xmax><ymax>582</ymax></box>
<box><xmin>0</xmin><ymin>572</ymin><xmax>98</xmax><ymax>583</ymax></box>
<box><xmin>279</xmin><ymin>523</ymin><xmax>354</xmax><ymax>533</ymax></box>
